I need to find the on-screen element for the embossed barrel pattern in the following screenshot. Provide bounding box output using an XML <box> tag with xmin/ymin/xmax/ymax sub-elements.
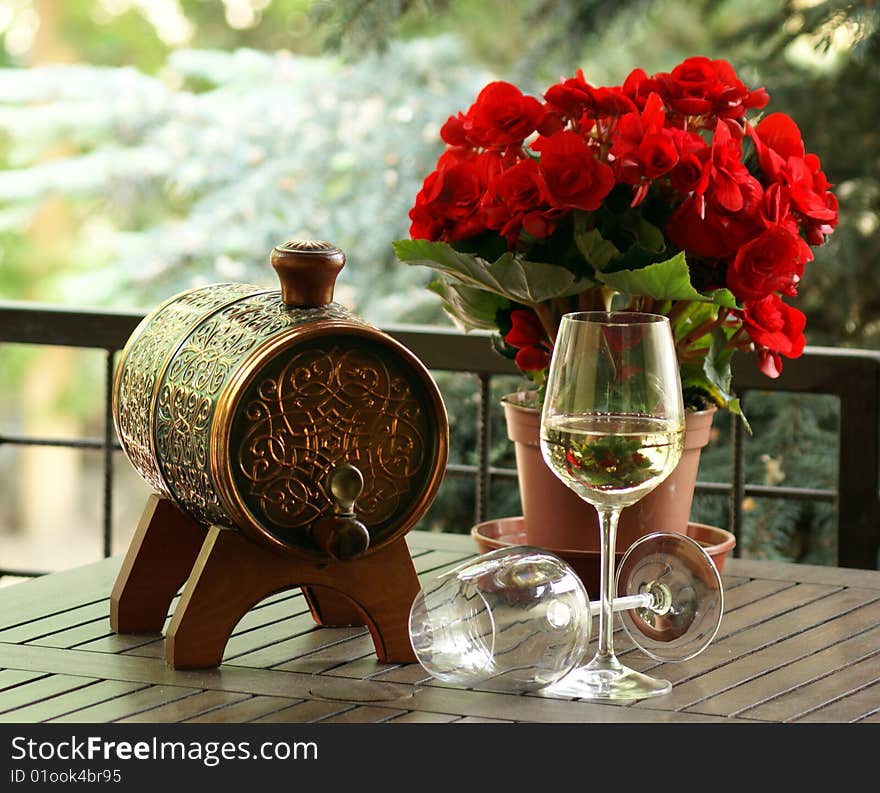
<box><xmin>112</xmin><ymin>245</ymin><xmax>448</xmax><ymax>561</ymax></box>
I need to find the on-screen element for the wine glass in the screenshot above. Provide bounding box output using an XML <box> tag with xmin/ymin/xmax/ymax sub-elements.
<box><xmin>408</xmin><ymin>546</ymin><xmax>593</xmax><ymax>693</ymax></box>
<box><xmin>540</xmin><ymin>311</ymin><xmax>694</xmax><ymax>700</ymax></box>
<box><xmin>407</xmin><ymin>534</ymin><xmax>722</xmax><ymax>693</ymax></box>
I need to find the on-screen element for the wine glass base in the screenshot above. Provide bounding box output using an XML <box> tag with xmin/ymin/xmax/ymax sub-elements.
<box><xmin>617</xmin><ymin>532</ymin><xmax>724</xmax><ymax>662</ymax></box>
<box><xmin>544</xmin><ymin>663</ymin><xmax>671</xmax><ymax>702</ymax></box>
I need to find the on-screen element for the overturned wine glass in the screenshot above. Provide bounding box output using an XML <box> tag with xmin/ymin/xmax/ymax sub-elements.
<box><xmin>408</xmin><ymin>531</ymin><xmax>722</xmax><ymax>695</ymax></box>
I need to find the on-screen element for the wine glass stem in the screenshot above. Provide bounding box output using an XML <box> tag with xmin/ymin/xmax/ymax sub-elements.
<box><xmin>595</xmin><ymin>506</ymin><xmax>621</xmax><ymax>669</ymax></box>
<box><xmin>588</xmin><ymin>592</ymin><xmax>653</xmax><ymax>617</ymax></box>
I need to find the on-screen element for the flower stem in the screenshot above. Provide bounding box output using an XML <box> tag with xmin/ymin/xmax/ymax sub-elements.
<box><xmin>677</xmin><ymin>349</ymin><xmax>706</xmax><ymax>364</ymax></box>
<box><xmin>678</xmin><ymin>316</ymin><xmax>719</xmax><ymax>350</ymax></box>
<box><xmin>580</xmin><ymin>288</ymin><xmax>608</xmax><ymax>311</ymax></box>
<box><xmin>725</xmin><ymin>325</ymin><xmax>747</xmax><ymax>349</ymax></box>
<box><xmin>666</xmin><ymin>300</ymin><xmax>689</xmax><ymax>327</ymax></box>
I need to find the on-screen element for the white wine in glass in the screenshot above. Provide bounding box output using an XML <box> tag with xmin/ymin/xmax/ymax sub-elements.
<box><xmin>541</xmin><ymin>413</ymin><xmax>684</xmax><ymax>509</ymax></box>
<box><xmin>540</xmin><ymin>311</ymin><xmax>687</xmax><ymax>700</ymax></box>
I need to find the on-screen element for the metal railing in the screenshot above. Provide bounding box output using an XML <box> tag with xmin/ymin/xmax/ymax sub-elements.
<box><xmin>730</xmin><ymin>347</ymin><xmax>880</xmax><ymax>568</ymax></box>
<box><xmin>2</xmin><ymin>301</ymin><xmax>879</xmax><ymax>575</ymax></box>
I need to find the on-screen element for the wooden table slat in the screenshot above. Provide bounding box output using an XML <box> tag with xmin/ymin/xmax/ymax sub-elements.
<box><xmin>0</xmin><ymin>565</ymin><xmax>118</xmax><ymax>627</ymax></box>
<box><xmin>117</xmin><ymin>690</ymin><xmax>252</xmax><ymax>723</ymax></box>
<box><xmin>692</xmin><ymin>582</ymin><xmax>839</xmax><ymax>640</ymax></box>
<box><xmin>0</xmin><ymin>642</ymin><xmax>420</xmax><ymax>706</ymax></box>
<box><xmin>226</xmin><ymin>626</ymin><xmax>368</xmax><ymax>669</ymax></box>
<box><xmin>323</xmin><ymin>656</ymin><xmax>401</xmax><ymax>680</ymax></box>
<box><xmin>223</xmin><ymin>614</ymin><xmax>327</xmax><ymax>661</ymax></box>
<box><xmin>0</xmin><ymin>668</ymin><xmax>46</xmax><ymax>692</ymax></box>
<box><xmin>741</xmin><ymin>648</ymin><xmax>880</xmax><ymax>722</ymax></box>
<box><xmin>0</xmin><ymin>680</ymin><xmax>147</xmax><ymax>723</ymax></box>
<box><xmin>117</xmin><ymin>606</ymin><xmax>320</xmax><ymax>662</ymax></box>
<box><xmin>373</xmin><ymin>664</ymin><xmax>434</xmax><ymax>686</ymax></box>
<box><xmin>49</xmin><ymin>685</ymin><xmax>201</xmax><ymax>724</ymax></box>
<box><xmin>29</xmin><ymin>619</ymin><xmax>114</xmax><ymax>650</ymax></box>
<box><xmin>317</xmin><ymin>705</ymin><xmax>409</xmax><ymax>723</ymax></box>
<box><xmin>76</xmin><ymin>633</ymin><xmax>164</xmax><ymax>655</ymax></box>
<box><xmin>0</xmin><ymin>673</ymin><xmax>99</xmax><ymax>714</ymax></box>
<box><xmin>184</xmin><ymin>694</ymin><xmax>304</xmax><ymax>723</ymax></box>
<box><xmin>721</xmin><ymin>559</ymin><xmax>880</xmax><ymax>591</ymax></box>
<box><xmin>387</xmin><ymin>710</ymin><xmax>461</xmax><ymax>723</ymax></box>
<box><xmin>412</xmin><ymin>549</ymin><xmax>476</xmax><ymax>574</ymax></box>
<box><xmin>700</xmin><ymin>618</ymin><xmax>880</xmax><ymax>718</ymax></box>
<box><xmin>409</xmin><ymin>685</ymin><xmax>739</xmax><ymax>723</ymax></box>
<box><xmin>248</xmin><ymin>699</ymin><xmax>355</xmax><ymax>723</ymax></box>
<box><xmin>44</xmin><ymin>591</ymin><xmax>308</xmax><ymax>655</ymax></box>
<box><xmin>120</xmin><ymin>639</ymin><xmax>166</xmax><ymax>659</ymax></box>
<box><xmin>712</xmin><ymin>578</ymin><xmax>796</xmax><ymax>611</ymax></box>
<box><xmin>0</xmin><ymin>601</ymin><xmax>110</xmax><ymax>644</ymax></box>
<box><xmin>688</xmin><ymin>619</ymin><xmax>880</xmax><ymax>718</ymax></box>
<box><xmin>272</xmin><ymin>634</ymin><xmax>376</xmax><ymax>675</ymax></box>
<box><xmin>853</xmin><ymin>698</ymin><xmax>880</xmax><ymax>722</ymax></box>
<box><xmin>794</xmin><ymin>681</ymin><xmax>880</xmax><ymax>723</ymax></box>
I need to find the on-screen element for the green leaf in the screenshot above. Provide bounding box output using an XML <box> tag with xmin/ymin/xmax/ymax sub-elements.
<box><xmin>490</xmin><ymin>332</ymin><xmax>517</xmax><ymax>360</ymax></box>
<box><xmin>427</xmin><ymin>277</ymin><xmax>510</xmax><ymax>332</ymax></box>
<box><xmin>727</xmin><ymin>397</ymin><xmax>753</xmax><ymax>434</ymax></box>
<box><xmin>702</xmin><ymin>327</ymin><xmax>735</xmax><ymax>399</ymax></box>
<box><xmin>575</xmin><ymin>227</ymin><xmax>621</xmax><ymax>270</ymax></box>
<box><xmin>634</xmin><ymin>216</ymin><xmax>666</xmax><ymax>253</ymax></box>
<box><xmin>709</xmin><ymin>289</ymin><xmax>738</xmax><ymax>310</ymax></box>
<box><xmin>679</xmin><ymin>329</ymin><xmax>734</xmax><ymax>409</ymax></box>
<box><xmin>596</xmin><ymin>252</ymin><xmax>738</xmax><ymax>308</ymax></box>
<box><xmin>679</xmin><ymin>328</ymin><xmax>751</xmax><ymax>428</ymax></box>
<box><xmin>608</xmin><ymin>241</ymin><xmax>665</xmax><ymax>273</ymax></box>
<box><xmin>680</xmin><ymin>367</ymin><xmax>725</xmax><ymax>407</ymax></box>
<box><xmin>671</xmin><ymin>301</ymin><xmax>716</xmax><ymax>344</ymax></box>
<box><xmin>598</xmin><ymin>216</ymin><xmax>668</xmax><ymax>273</ymax></box>
<box><xmin>573</xmin><ymin>213</ymin><xmax>620</xmax><ymax>270</ymax></box>
<box><xmin>393</xmin><ymin>238</ymin><xmax>594</xmax><ymax>305</ymax></box>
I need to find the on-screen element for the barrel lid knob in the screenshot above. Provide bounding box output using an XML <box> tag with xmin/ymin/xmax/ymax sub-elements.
<box><xmin>270</xmin><ymin>240</ymin><xmax>345</xmax><ymax>308</ymax></box>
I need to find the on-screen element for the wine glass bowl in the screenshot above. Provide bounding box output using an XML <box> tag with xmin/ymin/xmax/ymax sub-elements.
<box><xmin>541</xmin><ymin>412</ymin><xmax>685</xmax><ymax>510</ymax></box>
<box><xmin>540</xmin><ymin>312</ymin><xmax>686</xmax><ymax>510</ymax></box>
<box><xmin>408</xmin><ymin>546</ymin><xmax>592</xmax><ymax>693</ymax></box>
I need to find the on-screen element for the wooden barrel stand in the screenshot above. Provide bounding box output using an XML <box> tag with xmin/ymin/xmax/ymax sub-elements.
<box><xmin>111</xmin><ymin>495</ymin><xmax>420</xmax><ymax>669</ymax></box>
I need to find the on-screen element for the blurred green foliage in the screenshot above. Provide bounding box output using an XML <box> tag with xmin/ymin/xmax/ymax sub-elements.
<box><xmin>0</xmin><ymin>39</ymin><xmax>491</xmax><ymax>317</ymax></box>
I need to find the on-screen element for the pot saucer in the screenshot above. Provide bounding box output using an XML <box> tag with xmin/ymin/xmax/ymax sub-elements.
<box><xmin>471</xmin><ymin>516</ymin><xmax>735</xmax><ymax>597</ymax></box>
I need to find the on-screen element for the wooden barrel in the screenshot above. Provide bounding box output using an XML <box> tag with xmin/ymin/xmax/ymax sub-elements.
<box><xmin>112</xmin><ymin>240</ymin><xmax>448</xmax><ymax>561</ymax></box>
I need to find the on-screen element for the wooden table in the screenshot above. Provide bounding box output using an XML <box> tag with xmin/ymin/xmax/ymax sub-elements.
<box><xmin>1</xmin><ymin>530</ymin><xmax>879</xmax><ymax>724</ymax></box>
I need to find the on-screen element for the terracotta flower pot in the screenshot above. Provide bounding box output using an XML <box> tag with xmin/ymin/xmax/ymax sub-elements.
<box><xmin>501</xmin><ymin>392</ymin><xmax>717</xmax><ymax>553</ymax></box>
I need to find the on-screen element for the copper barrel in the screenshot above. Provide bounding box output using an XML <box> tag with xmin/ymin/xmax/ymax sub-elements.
<box><xmin>112</xmin><ymin>241</ymin><xmax>448</xmax><ymax>561</ymax></box>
